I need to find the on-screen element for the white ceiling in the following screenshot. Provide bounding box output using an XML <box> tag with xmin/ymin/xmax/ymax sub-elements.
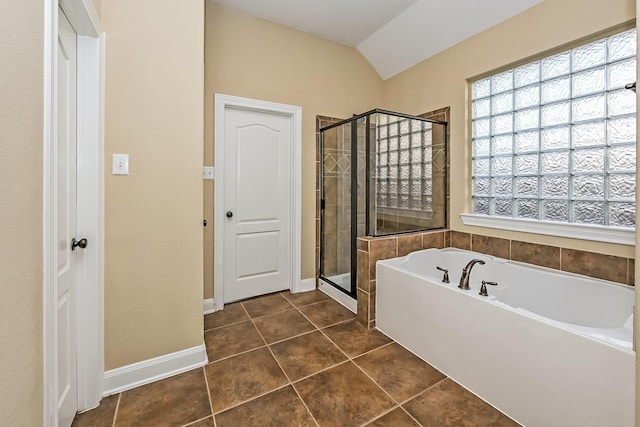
<box><xmin>213</xmin><ymin>0</ymin><xmax>543</xmax><ymax>80</ymax></box>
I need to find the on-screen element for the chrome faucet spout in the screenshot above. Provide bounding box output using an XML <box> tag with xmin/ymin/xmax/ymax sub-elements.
<box><xmin>458</xmin><ymin>259</ymin><xmax>486</xmax><ymax>290</ymax></box>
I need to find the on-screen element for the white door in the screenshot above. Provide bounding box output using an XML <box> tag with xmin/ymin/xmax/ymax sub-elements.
<box><xmin>57</xmin><ymin>8</ymin><xmax>79</xmax><ymax>427</ymax></box>
<box><xmin>223</xmin><ymin>108</ymin><xmax>292</xmax><ymax>302</ymax></box>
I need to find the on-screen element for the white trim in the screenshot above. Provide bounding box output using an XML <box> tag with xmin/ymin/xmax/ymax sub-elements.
<box><xmin>44</xmin><ymin>1</ymin><xmax>104</xmax><ymax>425</ymax></box>
<box><xmin>295</xmin><ymin>278</ymin><xmax>317</xmax><ymax>293</ymax></box>
<box><xmin>318</xmin><ymin>279</ymin><xmax>357</xmax><ymax>313</ymax></box>
<box><xmin>43</xmin><ymin>1</ymin><xmax>57</xmax><ymax>425</ymax></box>
<box><xmin>203</xmin><ymin>298</ymin><xmax>215</xmax><ymax>315</ymax></box>
<box><xmin>460</xmin><ymin>213</ymin><xmax>635</xmax><ymax>246</ymax></box>
<box><xmin>103</xmin><ymin>344</ymin><xmax>208</xmax><ymax>397</ymax></box>
<box><xmin>59</xmin><ymin>0</ymin><xmax>102</xmax><ymax>36</ymax></box>
<box><xmin>213</xmin><ymin>94</ymin><xmax>302</xmax><ymax>312</ymax></box>
<box><xmin>75</xmin><ymin>31</ymin><xmax>105</xmax><ymax>411</ymax></box>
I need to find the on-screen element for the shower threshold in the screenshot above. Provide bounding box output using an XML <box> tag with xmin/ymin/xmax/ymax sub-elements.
<box><xmin>318</xmin><ymin>277</ymin><xmax>357</xmax><ymax>313</ymax></box>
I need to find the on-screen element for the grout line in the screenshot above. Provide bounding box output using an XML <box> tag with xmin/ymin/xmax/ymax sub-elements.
<box><xmin>206</xmin><ymin>343</ymin><xmax>268</xmax><ymax>365</ymax></box>
<box><xmin>250</xmin><ymin>313</ymin><xmax>321</xmax><ymax>427</ymax></box>
<box><xmin>204</xmin><ymin>317</ymin><xmax>251</xmax><ymax>333</ymax></box>
<box><xmin>289</xmin><ymin>359</ymin><xmax>350</xmax><ymax>385</ymax></box>
<box><xmin>202</xmin><ymin>366</ymin><xmax>217</xmax><ymax>427</ymax></box>
<box><xmin>214</xmin><ymin>383</ymin><xmax>292</xmax><ymax>416</ymax></box>
<box><xmin>401</xmin><ymin>405</ymin><xmax>424</xmax><ymax>427</ymax></box>
<box><xmin>295</xmin><ymin>299</ymin><xmax>331</xmax><ymax>310</ymax></box>
<box><xmin>267</xmin><ymin>328</ymin><xmax>317</xmax><ymax>346</ymax></box>
<box><xmin>289</xmin><ymin>382</ymin><xmax>320</xmax><ymax>427</ymax></box>
<box><xmin>201</xmin><ymin>293</ymin><xmax>488</xmax><ymax>426</ymax></box>
<box><xmin>241</xmin><ymin>304</ymin><xmax>268</xmax><ymax>347</ymax></box>
<box><xmin>111</xmin><ymin>393</ymin><xmax>121</xmax><ymax>427</ymax></box>
<box><xmin>351</xmin><ymin>356</ymin><xmax>401</xmax><ymax>406</ymax></box>
<box><xmin>358</xmin><ymin>405</ymin><xmax>401</xmax><ymax>427</ymax></box>
<box><xmin>180</xmin><ymin>415</ymin><xmax>214</xmax><ymax>427</ymax></box>
<box><xmin>248</xmin><ymin>315</ymin><xmax>290</xmax><ymax>382</ymax></box>
<box><xmin>316</xmin><ymin>317</ymin><xmax>356</xmax><ymax>330</ymax></box>
<box><xmin>245</xmin><ymin>306</ymin><xmax>298</xmax><ymax>322</ymax></box>
<box><xmin>398</xmin><ymin>377</ymin><xmax>448</xmax><ymax>406</ymax></box>
<box><xmin>296</xmin><ymin>329</ymin><xmax>399</xmax><ymax>427</ymax></box>
<box><xmin>350</xmin><ymin>340</ymin><xmax>395</xmax><ymax>360</ymax></box>
<box><xmin>235</xmin><ymin>302</ymin><xmax>320</xmax><ymax>426</ymax></box>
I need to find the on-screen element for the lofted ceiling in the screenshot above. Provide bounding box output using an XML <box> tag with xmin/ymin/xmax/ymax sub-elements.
<box><xmin>213</xmin><ymin>0</ymin><xmax>543</xmax><ymax>80</ymax></box>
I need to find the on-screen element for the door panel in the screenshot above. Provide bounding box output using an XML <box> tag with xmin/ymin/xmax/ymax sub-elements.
<box><xmin>57</xmin><ymin>8</ymin><xmax>78</xmax><ymax>427</ymax></box>
<box><xmin>224</xmin><ymin>108</ymin><xmax>292</xmax><ymax>302</ymax></box>
<box><xmin>237</xmin><ymin>126</ymin><xmax>280</xmax><ymax>222</ymax></box>
<box><xmin>237</xmin><ymin>231</ymin><xmax>279</xmax><ymax>278</ymax></box>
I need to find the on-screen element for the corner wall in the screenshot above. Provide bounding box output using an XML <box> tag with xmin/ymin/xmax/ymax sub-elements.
<box><xmin>0</xmin><ymin>1</ymin><xmax>44</xmax><ymax>424</ymax></box>
<box><xmin>203</xmin><ymin>3</ymin><xmax>385</xmax><ymax>299</ymax></box>
<box><xmin>102</xmin><ymin>0</ymin><xmax>205</xmax><ymax>370</ymax></box>
<box><xmin>383</xmin><ymin>0</ymin><xmax>635</xmax><ymax>259</ymax></box>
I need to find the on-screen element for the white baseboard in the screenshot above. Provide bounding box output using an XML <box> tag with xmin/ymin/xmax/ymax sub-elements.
<box><xmin>203</xmin><ymin>298</ymin><xmax>215</xmax><ymax>315</ymax></box>
<box><xmin>294</xmin><ymin>278</ymin><xmax>316</xmax><ymax>293</ymax></box>
<box><xmin>103</xmin><ymin>343</ymin><xmax>208</xmax><ymax>396</ymax></box>
<box><xmin>318</xmin><ymin>279</ymin><xmax>357</xmax><ymax>313</ymax></box>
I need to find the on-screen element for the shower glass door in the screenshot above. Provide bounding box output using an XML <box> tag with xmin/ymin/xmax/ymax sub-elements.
<box><xmin>320</xmin><ymin>118</ymin><xmax>366</xmax><ymax>298</ymax></box>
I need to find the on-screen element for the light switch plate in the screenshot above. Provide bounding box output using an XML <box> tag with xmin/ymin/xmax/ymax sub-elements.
<box><xmin>112</xmin><ymin>154</ymin><xmax>129</xmax><ymax>175</ymax></box>
<box><xmin>203</xmin><ymin>166</ymin><xmax>215</xmax><ymax>180</ymax></box>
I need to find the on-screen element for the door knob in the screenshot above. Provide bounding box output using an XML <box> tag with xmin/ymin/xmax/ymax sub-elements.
<box><xmin>71</xmin><ymin>238</ymin><xmax>88</xmax><ymax>250</ymax></box>
<box><xmin>226</xmin><ymin>211</ymin><xmax>233</xmax><ymax>218</ymax></box>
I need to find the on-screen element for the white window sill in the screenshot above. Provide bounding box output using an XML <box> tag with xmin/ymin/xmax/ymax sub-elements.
<box><xmin>459</xmin><ymin>213</ymin><xmax>635</xmax><ymax>246</ymax></box>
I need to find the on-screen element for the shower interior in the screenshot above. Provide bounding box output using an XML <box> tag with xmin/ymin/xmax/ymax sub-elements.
<box><xmin>320</xmin><ymin>109</ymin><xmax>448</xmax><ymax>298</ymax></box>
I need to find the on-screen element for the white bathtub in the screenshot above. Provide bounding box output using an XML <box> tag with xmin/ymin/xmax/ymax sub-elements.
<box><xmin>376</xmin><ymin>248</ymin><xmax>635</xmax><ymax>427</ymax></box>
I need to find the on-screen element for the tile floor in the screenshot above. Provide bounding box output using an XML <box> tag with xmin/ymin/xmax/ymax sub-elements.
<box><xmin>72</xmin><ymin>290</ymin><xmax>519</xmax><ymax>427</ymax></box>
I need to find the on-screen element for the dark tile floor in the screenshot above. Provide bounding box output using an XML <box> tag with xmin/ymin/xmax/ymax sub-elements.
<box><xmin>73</xmin><ymin>290</ymin><xmax>519</xmax><ymax>427</ymax></box>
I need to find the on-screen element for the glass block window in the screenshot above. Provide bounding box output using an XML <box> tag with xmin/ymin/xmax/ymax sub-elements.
<box><xmin>471</xmin><ymin>28</ymin><xmax>637</xmax><ymax>228</ymax></box>
<box><xmin>376</xmin><ymin>114</ymin><xmax>434</xmax><ymax>212</ymax></box>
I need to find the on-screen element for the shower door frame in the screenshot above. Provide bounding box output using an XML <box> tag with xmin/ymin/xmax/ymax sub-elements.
<box><xmin>319</xmin><ymin>109</ymin><xmax>449</xmax><ymax>300</ymax></box>
<box><xmin>319</xmin><ymin>118</ymin><xmax>359</xmax><ymax>299</ymax></box>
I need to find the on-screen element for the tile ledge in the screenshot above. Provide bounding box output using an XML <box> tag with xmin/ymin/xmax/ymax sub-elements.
<box><xmin>460</xmin><ymin>213</ymin><xmax>634</xmax><ymax>246</ymax></box>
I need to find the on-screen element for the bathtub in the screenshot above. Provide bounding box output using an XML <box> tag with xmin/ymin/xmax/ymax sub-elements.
<box><xmin>376</xmin><ymin>248</ymin><xmax>635</xmax><ymax>427</ymax></box>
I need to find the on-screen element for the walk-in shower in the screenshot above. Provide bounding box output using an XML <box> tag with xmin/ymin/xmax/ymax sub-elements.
<box><xmin>319</xmin><ymin>109</ymin><xmax>448</xmax><ymax>298</ymax></box>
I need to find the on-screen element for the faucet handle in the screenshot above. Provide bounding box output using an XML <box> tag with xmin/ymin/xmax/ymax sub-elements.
<box><xmin>479</xmin><ymin>280</ymin><xmax>498</xmax><ymax>297</ymax></box>
<box><xmin>436</xmin><ymin>266</ymin><xmax>449</xmax><ymax>283</ymax></box>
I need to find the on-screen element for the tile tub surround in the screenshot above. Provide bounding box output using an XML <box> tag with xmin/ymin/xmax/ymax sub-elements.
<box><xmin>357</xmin><ymin>230</ymin><xmax>635</xmax><ymax>328</ymax></box>
<box><xmin>73</xmin><ymin>290</ymin><xmax>517</xmax><ymax>426</ymax></box>
<box><xmin>357</xmin><ymin>230</ymin><xmax>448</xmax><ymax>328</ymax></box>
<box><xmin>449</xmin><ymin>231</ymin><xmax>635</xmax><ymax>286</ymax></box>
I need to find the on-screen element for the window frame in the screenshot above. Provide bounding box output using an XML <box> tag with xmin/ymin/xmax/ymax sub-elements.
<box><xmin>464</xmin><ymin>26</ymin><xmax>637</xmax><ymax>245</ymax></box>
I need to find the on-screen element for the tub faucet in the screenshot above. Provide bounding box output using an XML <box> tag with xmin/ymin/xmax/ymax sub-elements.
<box><xmin>458</xmin><ymin>259</ymin><xmax>486</xmax><ymax>290</ymax></box>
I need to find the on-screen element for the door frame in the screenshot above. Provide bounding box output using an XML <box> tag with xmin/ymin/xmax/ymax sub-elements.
<box><xmin>44</xmin><ymin>0</ymin><xmax>105</xmax><ymax>424</ymax></box>
<box><xmin>213</xmin><ymin>94</ymin><xmax>302</xmax><ymax>311</ymax></box>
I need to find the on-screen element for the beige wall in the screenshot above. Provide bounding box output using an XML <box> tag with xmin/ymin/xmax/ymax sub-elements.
<box><xmin>102</xmin><ymin>0</ymin><xmax>205</xmax><ymax>369</ymax></box>
<box><xmin>0</xmin><ymin>1</ymin><xmax>44</xmax><ymax>425</ymax></box>
<box><xmin>91</xmin><ymin>0</ymin><xmax>101</xmax><ymax>18</ymax></box>
<box><xmin>383</xmin><ymin>0</ymin><xmax>636</xmax><ymax>259</ymax></box>
<box><xmin>203</xmin><ymin>3</ymin><xmax>385</xmax><ymax>298</ymax></box>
